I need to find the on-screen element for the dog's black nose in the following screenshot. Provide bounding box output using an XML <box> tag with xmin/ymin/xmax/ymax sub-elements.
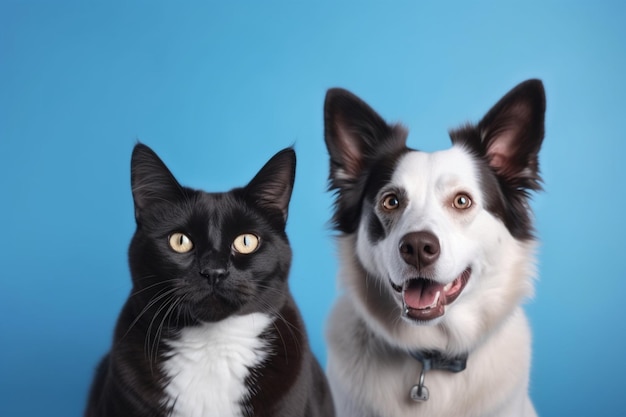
<box><xmin>399</xmin><ymin>231</ymin><xmax>440</xmax><ymax>268</ymax></box>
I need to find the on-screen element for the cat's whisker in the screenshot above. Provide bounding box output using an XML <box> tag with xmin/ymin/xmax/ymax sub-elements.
<box><xmin>145</xmin><ymin>292</ymin><xmax>179</xmax><ymax>369</ymax></box>
<box><xmin>271</xmin><ymin>321</ymin><xmax>290</xmax><ymax>364</ymax></box>
<box><xmin>150</xmin><ymin>294</ymin><xmax>184</xmax><ymax>369</ymax></box>
<box><xmin>165</xmin><ymin>294</ymin><xmax>186</xmax><ymax>329</ymax></box>
<box><xmin>252</xmin><ymin>296</ymin><xmax>304</xmax><ymax>358</ymax></box>
<box><xmin>129</xmin><ymin>278</ymin><xmax>180</xmax><ymax>298</ymax></box>
<box><xmin>133</xmin><ymin>273</ymin><xmax>158</xmax><ymax>282</ymax></box>
<box><xmin>129</xmin><ymin>280</ymin><xmax>186</xmax><ymax>343</ymax></box>
<box><xmin>118</xmin><ymin>287</ymin><xmax>180</xmax><ymax>343</ymax></box>
<box><xmin>172</xmin><ymin>294</ymin><xmax>190</xmax><ymax>328</ymax></box>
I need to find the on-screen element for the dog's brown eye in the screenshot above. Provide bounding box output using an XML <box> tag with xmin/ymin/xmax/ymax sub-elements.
<box><xmin>169</xmin><ymin>232</ymin><xmax>194</xmax><ymax>253</ymax></box>
<box><xmin>453</xmin><ymin>193</ymin><xmax>472</xmax><ymax>210</ymax></box>
<box><xmin>382</xmin><ymin>194</ymin><xmax>400</xmax><ymax>211</ymax></box>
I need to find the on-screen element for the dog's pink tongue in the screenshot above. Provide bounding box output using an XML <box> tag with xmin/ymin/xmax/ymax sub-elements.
<box><xmin>403</xmin><ymin>280</ymin><xmax>444</xmax><ymax>309</ymax></box>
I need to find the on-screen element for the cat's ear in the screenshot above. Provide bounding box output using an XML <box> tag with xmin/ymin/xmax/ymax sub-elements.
<box><xmin>130</xmin><ymin>143</ymin><xmax>185</xmax><ymax>222</ymax></box>
<box><xmin>244</xmin><ymin>147</ymin><xmax>296</xmax><ymax>223</ymax></box>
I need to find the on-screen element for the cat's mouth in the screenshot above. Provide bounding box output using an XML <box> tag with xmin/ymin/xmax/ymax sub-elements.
<box><xmin>389</xmin><ymin>268</ymin><xmax>471</xmax><ymax>321</ymax></box>
<box><xmin>183</xmin><ymin>282</ymin><xmax>248</xmax><ymax>322</ymax></box>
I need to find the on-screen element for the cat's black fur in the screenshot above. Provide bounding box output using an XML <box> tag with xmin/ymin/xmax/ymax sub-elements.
<box><xmin>85</xmin><ymin>144</ymin><xmax>334</xmax><ymax>417</ymax></box>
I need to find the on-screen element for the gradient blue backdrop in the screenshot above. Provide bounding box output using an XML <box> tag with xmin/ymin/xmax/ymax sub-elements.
<box><xmin>2</xmin><ymin>1</ymin><xmax>625</xmax><ymax>416</ymax></box>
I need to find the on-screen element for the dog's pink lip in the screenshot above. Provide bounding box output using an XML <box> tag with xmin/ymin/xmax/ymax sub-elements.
<box><xmin>441</xmin><ymin>267</ymin><xmax>471</xmax><ymax>305</ymax></box>
<box><xmin>390</xmin><ymin>268</ymin><xmax>471</xmax><ymax>321</ymax></box>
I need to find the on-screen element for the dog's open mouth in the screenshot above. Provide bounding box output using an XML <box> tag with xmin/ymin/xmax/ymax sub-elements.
<box><xmin>390</xmin><ymin>268</ymin><xmax>471</xmax><ymax>321</ymax></box>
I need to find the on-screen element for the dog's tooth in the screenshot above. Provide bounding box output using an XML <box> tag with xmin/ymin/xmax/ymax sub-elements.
<box><xmin>402</xmin><ymin>299</ymin><xmax>409</xmax><ymax>315</ymax></box>
<box><xmin>432</xmin><ymin>291</ymin><xmax>441</xmax><ymax>307</ymax></box>
<box><xmin>443</xmin><ymin>282</ymin><xmax>452</xmax><ymax>292</ymax></box>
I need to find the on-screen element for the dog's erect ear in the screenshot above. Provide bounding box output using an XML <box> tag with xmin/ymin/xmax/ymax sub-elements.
<box><xmin>480</xmin><ymin>79</ymin><xmax>546</xmax><ymax>183</ymax></box>
<box><xmin>244</xmin><ymin>147</ymin><xmax>296</xmax><ymax>225</ymax></box>
<box><xmin>478</xmin><ymin>79</ymin><xmax>545</xmax><ymax>189</ymax></box>
<box><xmin>324</xmin><ymin>88</ymin><xmax>407</xmax><ymax>185</ymax></box>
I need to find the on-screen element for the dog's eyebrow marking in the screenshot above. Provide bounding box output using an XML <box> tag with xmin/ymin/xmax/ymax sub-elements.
<box><xmin>435</xmin><ymin>175</ymin><xmax>463</xmax><ymax>191</ymax></box>
<box><xmin>434</xmin><ymin>174</ymin><xmax>478</xmax><ymax>199</ymax></box>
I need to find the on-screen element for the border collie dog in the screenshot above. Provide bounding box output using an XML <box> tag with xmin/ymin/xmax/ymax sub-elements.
<box><xmin>323</xmin><ymin>80</ymin><xmax>545</xmax><ymax>417</ymax></box>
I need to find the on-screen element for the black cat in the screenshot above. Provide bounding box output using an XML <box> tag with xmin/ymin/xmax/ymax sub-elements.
<box><xmin>85</xmin><ymin>144</ymin><xmax>334</xmax><ymax>417</ymax></box>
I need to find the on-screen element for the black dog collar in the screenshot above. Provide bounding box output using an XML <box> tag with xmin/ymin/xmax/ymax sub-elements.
<box><xmin>408</xmin><ymin>350</ymin><xmax>468</xmax><ymax>402</ymax></box>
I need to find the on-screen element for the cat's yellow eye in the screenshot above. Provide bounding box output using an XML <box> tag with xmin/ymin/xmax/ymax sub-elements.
<box><xmin>232</xmin><ymin>233</ymin><xmax>260</xmax><ymax>255</ymax></box>
<box><xmin>169</xmin><ymin>232</ymin><xmax>194</xmax><ymax>253</ymax></box>
<box><xmin>453</xmin><ymin>193</ymin><xmax>472</xmax><ymax>210</ymax></box>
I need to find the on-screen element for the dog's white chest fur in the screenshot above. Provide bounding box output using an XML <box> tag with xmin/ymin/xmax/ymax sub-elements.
<box><xmin>161</xmin><ymin>313</ymin><xmax>274</xmax><ymax>417</ymax></box>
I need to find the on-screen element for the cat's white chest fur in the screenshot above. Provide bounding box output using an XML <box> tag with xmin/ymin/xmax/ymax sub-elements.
<box><xmin>161</xmin><ymin>313</ymin><xmax>274</xmax><ymax>417</ymax></box>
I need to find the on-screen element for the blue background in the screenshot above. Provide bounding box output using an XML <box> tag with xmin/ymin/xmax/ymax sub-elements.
<box><xmin>1</xmin><ymin>1</ymin><xmax>625</xmax><ymax>416</ymax></box>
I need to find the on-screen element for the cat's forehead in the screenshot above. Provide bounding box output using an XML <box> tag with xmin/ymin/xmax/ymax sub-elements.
<box><xmin>140</xmin><ymin>186</ymin><xmax>269</xmax><ymax>237</ymax></box>
<box><xmin>143</xmin><ymin>189</ymin><xmax>240</xmax><ymax>224</ymax></box>
<box><xmin>192</xmin><ymin>189</ymin><xmax>245</xmax><ymax>210</ymax></box>
<box><xmin>188</xmin><ymin>189</ymin><xmax>266</xmax><ymax>226</ymax></box>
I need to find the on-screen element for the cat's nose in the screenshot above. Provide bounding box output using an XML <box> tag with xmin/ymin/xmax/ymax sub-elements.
<box><xmin>200</xmin><ymin>267</ymin><xmax>228</xmax><ymax>283</ymax></box>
